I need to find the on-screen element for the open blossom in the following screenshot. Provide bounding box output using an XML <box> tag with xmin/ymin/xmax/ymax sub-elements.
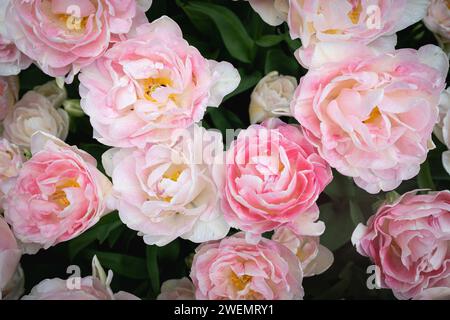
<box><xmin>79</xmin><ymin>16</ymin><xmax>240</xmax><ymax>147</ymax></box>
<box><xmin>0</xmin><ymin>75</ymin><xmax>18</xmax><ymax>122</ymax></box>
<box><xmin>424</xmin><ymin>0</ymin><xmax>450</xmax><ymax>57</ymax></box>
<box><xmin>157</xmin><ymin>277</ymin><xmax>196</xmax><ymax>300</ymax></box>
<box><xmin>236</xmin><ymin>0</ymin><xmax>288</xmax><ymax>26</ymax></box>
<box><xmin>4</xmin><ymin>132</ymin><xmax>113</xmax><ymax>254</ymax></box>
<box><xmin>1</xmin><ymin>0</ymin><xmax>152</xmax><ymax>82</ymax></box>
<box><xmin>272</xmin><ymin>226</ymin><xmax>333</xmax><ymax>277</ymax></box>
<box><xmin>190</xmin><ymin>232</ymin><xmax>304</xmax><ymax>300</ymax></box>
<box><xmin>291</xmin><ymin>43</ymin><xmax>448</xmax><ymax>194</ymax></box>
<box><xmin>102</xmin><ymin>124</ymin><xmax>229</xmax><ymax>246</ymax></box>
<box><xmin>288</xmin><ymin>0</ymin><xmax>429</xmax><ymax>67</ymax></box>
<box><xmin>0</xmin><ymin>216</ymin><xmax>23</xmax><ymax>300</ymax></box>
<box><xmin>352</xmin><ymin>190</ymin><xmax>450</xmax><ymax>300</ymax></box>
<box><xmin>3</xmin><ymin>91</ymin><xmax>69</xmax><ymax>150</ymax></box>
<box><xmin>23</xmin><ymin>256</ymin><xmax>138</xmax><ymax>300</ymax></box>
<box><xmin>222</xmin><ymin>118</ymin><xmax>332</xmax><ymax>235</ymax></box>
<box><xmin>434</xmin><ymin>87</ymin><xmax>450</xmax><ymax>175</ymax></box>
<box><xmin>0</xmin><ymin>138</ymin><xmax>23</xmax><ymax>206</ymax></box>
<box><xmin>249</xmin><ymin>71</ymin><xmax>297</xmax><ymax>124</ymax></box>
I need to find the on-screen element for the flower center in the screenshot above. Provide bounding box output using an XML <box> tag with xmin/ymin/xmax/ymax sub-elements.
<box><xmin>142</xmin><ymin>77</ymin><xmax>172</xmax><ymax>101</ymax></box>
<box><xmin>348</xmin><ymin>0</ymin><xmax>362</xmax><ymax>24</ymax></box>
<box><xmin>323</xmin><ymin>29</ymin><xmax>342</xmax><ymax>35</ymax></box>
<box><xmin>58</xmin><ymin>14</ymin><xmax>88</xmax><ymax>31</ymax></box>
<box><xmin>230</xmin><ymin>272</ymin><xmax>252</xmax><ymax>291</ymax></box>
<box><xmin>49</xmin><ymin>179</ymin><xmax>80</xmax><ymax>208</ymax></box>
<box><xmin>363</xmin><ymin>107</ymin><xmax>381</xmax><ymax>124</ymax></box>
<box><xmin>163</xmin><ymin>170</ymin><xmax>181</xmax><ymax>182</ymax></box>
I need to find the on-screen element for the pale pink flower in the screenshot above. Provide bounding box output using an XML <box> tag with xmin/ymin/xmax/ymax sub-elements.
<box><xmin>424</xmin><ymin>0</ymin><xmax>450</xmax><ymax>58</ymax></box>
<box><xmin>0</xmin><ymin>216</ymin><xmax>23</xmax><ymax>300</ymax></box>
<box><xmin>157</xmin><ymin>277</ymin><xmax>196</xmax><ymax>300</ymax></box>
<box><xmin>249</xmin><ymin>71</ymin><xmax>297</xmax><ymax>124</ymax></box>
<box><xmin>291</xmin><ymin>43</ymin><xmax>448</xmax><ymax>194</ymax></box>
<box><xmin>4</xmin><ymin>132</ymin><xmax>113</xmax><ymax>254</ymax></box>
<box><xmin>190</xmin><ymin>232</ymin><xmax>304</xmax><ymax>300</ymax></box>
<box><xmin>236</xmin><ymin>0</ymin><xmax>288</xmax><ymax>26</ymax></box>
<box><xmin>0</xmin><ymin>34</ymin><xmax>31</xmax><ymax>76</ymax></box>
<box><xmin>222</xmin><ymin>118</ymin><xmax>332</xmax><ymax>235</ymax></box>
<box><xmin>22</xmin><ymin>256</ymin><xmax>139</xmax><ymax>300</ymax></box>
<box><xmin>79</xmin><ymin>16</ymin><xmax>240</xmax><ymax>147</ymax></box>
<box><xmin>288</xmin><ymin>0</ymin><xmax>430</xmax><ymax>67</ymax></box>
<box><xmin>352</xmin><ymin>190</ymin><xmax>450</xmax><ymax>300</ymax></box>
<box><xmin>434</xmin><ymin>87</ymin><xmax>450</xmax><ymax>175</ymax></box>
<box><xmin>0</xmin><ymin>138</ymin><xmax>23</xmax><ymax>206</ymax></box>
<box><xmin>272</xmin><ymin>226</ymin><xmax>333</xmax><ymax>277</ymax></box>
<box><xmin>3</xmin><ymin>91</ymin><xmax>69</xmax><ymax>150</ymax></box>
<box><xmin>2</xmin><ymin>0</ymin><xmax>152</xmax><ymax>82</ymax></box>
<box><xmin>0</xmin><ymin>75</ymin><xmax>18</xmax><ymax>122</ymax></box>
<box><xmin>102</xmin><ymin>124</ymin><xmax>229</xmax><ymax>246</ymax></box>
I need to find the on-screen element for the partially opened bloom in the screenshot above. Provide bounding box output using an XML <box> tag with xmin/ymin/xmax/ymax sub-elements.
<box><xmin>102</xmin><ymin>124</ymin><xmax>229</xmax><ymax>246</ymax></box>
<box><xmin>0</xmin><ymin>216</ymin><xmax>23</xmax><ymax>300</ymax></box>
<box><xmin>2</xmin><ymin>0</ymin><xmax>152</xmax><ymax>81</ymax></box>
<box><xmin>33</xmin><ymin>80</ymin><xmax>67</xmax><ymax>109</ymax></box>
<box><xmin>424</xmin><ymin>0</ymin><xmax>450</xmax><ymax>58</ymax></box>
<box><xmin>4</xmin><ymin>132</ymin><xmax>113</xmax><ymax>253</ymax></box>
<box><xmin>0</xmin><ymin>138</ymin><xmax>23</xmax><ymax>206</ymax></box>
<box><xmin>3</xmin><ymin>91</ymin><xmax>69</xmax><ymax>150</ymax></box>
<box><xmin>222</xmin><ymin>118</ymin><xmax>332</xmax><ymax>235</ymax></box>
<box><xmin>434</xmin><ymin>87</ymin><xmax>450</xmax><ymax>174</ymax></box>
<box><xmin>352</xmin><ymin>190</ymin><xmax>450</xmax><ymax>300</ymax></box>
<box><xmin>288</xmin><ymin>0</ymin><xmax>429</xmax><ymax>67</ymax></box>
<box><xmin>22</xmin><ymin>256</ymin><xmax>139</xmax><ymax>300</ymax></box>
<box><xmin>190</xmin><ymin>232</ymin><xmax>304</xmax><ymax>300</ymax></box>
<box><xmin>249</xmin><ymin>71</ymin><xmax>297</xmax><ymax>124</ymax></box>
<box><xmin>0</xmin><ymin>75</ymin><xmax>18</xmax><ymax>122</ymax></box>
<box><xmin>272</xmin><ymin>226</ymin><xmax>333</xmax><ymax>277</ymax></box>
<box><xmin>79</xmin><ymin>16</ymin><xmax>240</xmax><ymax>147</ymax></box>
<box><xmin>237</xmin><ymin>0</ymin><xmax>288</xmax><ymax>26</ymax></box>
<box><xmin>291</xmin><ymin>43</ymin><xmax>448</xmax><ymax>193</ymax></box>
<box><xmin>157</xmin><ymin>277</ymin><xmax>196</xmax><ymax>300</ymax></box>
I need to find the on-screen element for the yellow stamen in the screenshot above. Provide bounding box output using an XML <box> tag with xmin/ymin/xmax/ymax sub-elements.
<box><xmin>323</xmin><ymin>29</ymin><xmax>341</xmax><ymax>34</ymax></box>
<box><xmin>163</xmin><ymin>170</ymin><xmax>181</xmax><ymax>182</ymax></box>
<box><xmin>348</xmin><ymin>0</ymin><xmax>362</xmax><ymax>24</ymax></box>
<box><xmin>230</xmin><ymin>272</ymin><xmax>252</xmax><ymax>291</ymax></box>
<box><xmin>142</xmin><ymin>77</ymin><xmax>172</xmax><ymax>101</ymax></box>
<box><xmin>58</xmin><ymin>14</ymin><xmax>88</xmax><ymax>31</ymax></box>
<box><xmin>363</xmin><ymin>107</ymin><xmax>381</xmax><ymax>124</ymax></box>
<box><xmin>49</xmin><ymin>179</ymin><xmax>80</xmax><ymax>208</ymax></box>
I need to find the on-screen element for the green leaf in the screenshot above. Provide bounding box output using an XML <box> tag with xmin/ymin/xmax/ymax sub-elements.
<box><xmin>256</xmin><ymin>34</ymin><xmax>284</xmax><ymax>47</ymax></box>
<box><xmin>323</xmin><ymin>171</ymin><xmax>354</xmax><ymax>201</ymax></box>
<box><xmin>86</xmin><ymin>250</ymin><xmax>148</xmax><ymax>280</ymax></box>
<box><xmin>158</xmin><ymin>240</ymin><xmax>180</xmax><ymax>263</ymax></box>
<box><xmin>349</xmin><ymin>200</ymin><xmax>364</xmax><ymax>227</ymax></box>
<box><xmin>264</xmin><ymin>48</ymin><xmax>301</xmax><ymax>77</ymax></box>
<box><xmin>67</xmin><ymin>229</ymin><xmax>98</xmax><ymax>261</ymax></box>
<box><xmin>107</xmin><ymin>226</ymin><xmax>125</xmax><ymax>248</ymax></box>
<box><xmin>417</xmin><ymin>161</ymin><xmax>435</xmax><ymax>190</ymax></box>
<box><xmin>320</xmin><ymin>203</ymin><xmax>355</xmax><ymax>252</ymax></box>
<box><xmin>283</xmin><ymin>33</ymin><xmax>301</xmax><ymax>52</ymax></box>
<box><xmin>67</xmin><ymin>213</ymin><xmax>122</xmax><ymax>260</ymax></box>
<box><xmin>146</xmin><ymin>246</ymin><xmax>160</xmax><ymax>295</ymax></box>
<box><xmin>207</xmin><ymin>107</ymin><xmax>244</xmax><ymax>134</ymax></box>
<box><xmin>179</xmin><ymin>1</ymin><xmax>256</xmax><ymax>63</ymax></box>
